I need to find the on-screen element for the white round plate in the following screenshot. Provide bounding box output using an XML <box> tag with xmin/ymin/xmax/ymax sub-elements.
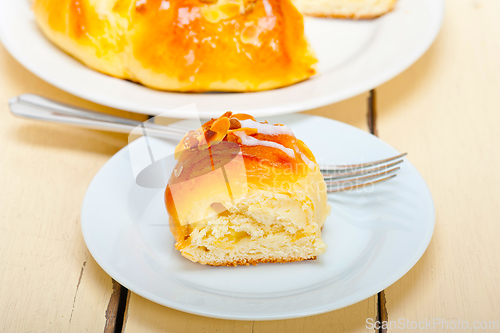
<box><xmin>81</xmin><ymin>114</ymin><xmax>434</xmax><ymax>320</ymax></box>
<box><xmin>0</xmin><ymin>0</ymin><xmax>443</xmax><ymax>118</ymax></box>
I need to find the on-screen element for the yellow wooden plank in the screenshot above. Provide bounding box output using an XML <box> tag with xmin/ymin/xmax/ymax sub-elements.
<box><xmin>124</xmin><ymin>295</ymin><xmax>254</xmax><ymax>333</ymax></box>
<box><xmin>253</xmin><ymin>298</ymin><xmax>377</xmax><ymax>333</ymax></box>
<box><xmin>123</xmin><ymin>93</ymin><xmax>377</xmax><ymax>333</ymax></box>
<box><xmin>375</xmin><ymin>0</ymin><xmax>500</xmax><ymax>331</ymax></box>
<box><xmin>125</xmin><ymin>293</ymin><xmax>376</xmax><ymax>333</ymax></box>
<box><xmin>0</xmin><ymin>44</ymin><xmax>145</xmax><ymax>332</ymax></box>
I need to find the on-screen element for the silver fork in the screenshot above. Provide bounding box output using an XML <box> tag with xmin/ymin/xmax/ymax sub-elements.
<box><xmin>322</xmin><ymin>153</ymin><xmax>406</xmax><ymax>193</ymax></box>
<box><xmin>9</xmin><ymin>94</ymin><xmax>405</xmax><ymax>191</ymax></box>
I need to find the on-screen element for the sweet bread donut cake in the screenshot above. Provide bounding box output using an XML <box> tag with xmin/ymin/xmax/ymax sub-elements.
<box><xmin>33</xmin><ymin>0</ymin><xmax>317</xmax><ymax>92</ymax></box>
<box><xmin>292</xmin><ymin>0</ymin><xmax>397</xmax><ymax>19</ymax></box>
<box><xmin>165</xmin><ymin>112</ymin><xmax>329</xmax><ymax>266</ymax></box>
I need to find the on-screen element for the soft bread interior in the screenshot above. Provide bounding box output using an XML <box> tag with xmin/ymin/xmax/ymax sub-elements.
<box><xmin>177</xmin><ymin>190</ymin><xmax>327</xmax><ymax>266</ymax></box>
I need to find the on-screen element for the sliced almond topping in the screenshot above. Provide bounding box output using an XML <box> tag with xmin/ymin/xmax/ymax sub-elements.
<box><xmin>221</xmin><ymin>111</ymin><xmax>233</xmax><ymax>118</ymax></box>
<box><xmin>176</xmin><ymin>113</ymin><xmax>258</xmax><ymax>157</ymax></box>
<box><xmin>232</xmin><ymin>113</ymin><xmax>255</xmax><ymax>121</ymax></box>
<box><xmin>202</xmin><ymin>118</ymin><xmax>216</xmax><ymax>130</ymax></box>
<box><xmin>229</xmin><ymin>118</ymin><xmax>241</xmax><ymax>129</ymax></box>
<box><xmin>210</xmin><ymin>116</ymin><xmax>230</xmax><ymax>136</ymax></box>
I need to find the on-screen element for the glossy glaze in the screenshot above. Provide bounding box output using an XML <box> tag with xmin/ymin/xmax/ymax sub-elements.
<box><xmin>131</xmin><ymin>0</ymin><xmax>316</xmax><ymax>90</ymax></box>
<box><xmin>34</xmin><ymin>0</ymin><xmax>317</xmax><ymax>91</ymax></box>
<box><xmin>171</xmin><ymin>112</ymin><xmax>317</xmax><ymax>186</ymax></box>
<box><xmin>40</xmin><ymin>0</ymin><xmax>105</xmax><ymax>44</ymax></box>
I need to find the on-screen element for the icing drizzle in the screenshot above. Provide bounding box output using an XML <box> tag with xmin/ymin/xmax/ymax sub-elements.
<box><xmin>233</xmin><ymin>131</ymin><xmax>296</xmax><ymax>158</ymax></box>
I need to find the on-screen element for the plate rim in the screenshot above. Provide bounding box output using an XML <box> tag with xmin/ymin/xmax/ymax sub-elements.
<box><xmin>0</xmin><ymin>0</ymin><xmax>444</xmax><ymax>118</ymax></box>
<box><xmin>81</xmin><ymin>114</ymin><xmax>435</xmax><ymax>320</ymax></box>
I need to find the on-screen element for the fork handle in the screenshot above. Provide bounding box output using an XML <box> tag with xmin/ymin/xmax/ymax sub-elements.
<box><xmin>9</xmin><ymin>94</ymin><xmax>186</xmax><ymax>141</ymax></box>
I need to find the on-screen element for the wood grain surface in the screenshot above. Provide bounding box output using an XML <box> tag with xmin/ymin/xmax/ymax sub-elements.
<box><xmin>374</xmin><ymin>0</ymin><xmax>500</xmax><ymax>331</ymax></box>
<box><xmin>0</xmin><ymin>44</ymin><xmax>147</xmax><ymax>333</ymax></box>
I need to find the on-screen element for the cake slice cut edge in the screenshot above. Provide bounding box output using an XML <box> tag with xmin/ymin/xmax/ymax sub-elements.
<box><xmin>176</xmin><ymin>190</ymin><xmax>328</xmax><ymax>266</ymax></box>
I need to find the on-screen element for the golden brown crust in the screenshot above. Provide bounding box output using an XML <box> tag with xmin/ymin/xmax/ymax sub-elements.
<box><xmin>206</xmin><ymin>256</ymin><xmax>317</xmax><ymax>267</ymax></box>
<box><xmin>34</xmin><ymin>0</ymin><xmax>317</xmax><ymax>92</ymax></box>
<box><xmin>296</xmin><ymin>0</ymin><xmax>397</xmax><ymax>20</ymax></box>
<box><xmin>301</xmin><ymin>10</ymin><xmax>393</xmax><ymax>19</ymax></box>
<box><xmin>172</xmin><ymin>111</ymin><xmax>316</xmax><ymax>178</ymax></box>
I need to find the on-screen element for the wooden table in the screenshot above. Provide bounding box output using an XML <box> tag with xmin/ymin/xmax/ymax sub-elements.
<box><xmin>1</xmin><ymin>1</ymin><xmax>499</xmax><ymax>332</ymax></box>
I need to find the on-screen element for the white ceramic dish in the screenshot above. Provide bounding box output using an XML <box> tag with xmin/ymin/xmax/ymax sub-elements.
<box><xmin>81</xmin><ymin>114</ymin><xmax>434</xmax><ymax>320</ymax></box>
<box><xmin>0</xmin><ymin>0</ymin><xmax>443</xmax><ymax>118</ymax></box>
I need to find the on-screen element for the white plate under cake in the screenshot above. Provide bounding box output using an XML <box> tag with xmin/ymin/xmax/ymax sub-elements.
<box><xmin>81</xmin><ymin>114</ymin><xmax>435</xmax><ymax>320</ymax></box>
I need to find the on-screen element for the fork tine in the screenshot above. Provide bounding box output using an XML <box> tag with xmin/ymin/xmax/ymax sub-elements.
<box><xmin>327</xmin><ymin>174</ymin><xmax>397</xmax><ymax>193</ymax></box>
<box><xmin>322</xmin><ymin>159</ymin><xmax>403</xmax><ymax>180</ymax></box>
<box><xmin>325</xmin><ymin>166</ymin><xmax>400</xmax><ymax>186</ymax></box>
<box><xmin>320</xmin><ymin>153</ymin><xmax>407</xmax><ymax>172</ymax></box>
